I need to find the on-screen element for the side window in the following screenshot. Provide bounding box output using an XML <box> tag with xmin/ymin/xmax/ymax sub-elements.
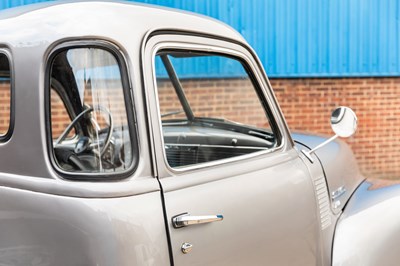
<box><xmin>0</xmin><ymin>52</ymin><xmax>11</xmax><ymax>138</ymax></box>
<box><xmin>155</xmin><ymin>50</ymin><xmax>277</xmax><ymax>168</ymax></box>
<box><xmin>48</xmin><ymin>47</ymin><xmax>133</xmax><ymax>175</ymax></box>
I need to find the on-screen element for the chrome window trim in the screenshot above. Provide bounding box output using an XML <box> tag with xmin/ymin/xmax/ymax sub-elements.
<box><xmin>149</xmin><ymin>40</ymin><xmax>287</xmax><ymax>175</ymax></box>
<box><xmin>0</xmin><ymin>48</ymin><xmax>14</xmax><ymax>142</ymax></box>
<box><xmin>44</xmin><ymin>39</ymin><xmax>139</xmax><ymax>180</ymax></box>
<box><xmin>165</xmin><ymin>143</ymin><xmax>269</xmax><ymax>150</ymax></box>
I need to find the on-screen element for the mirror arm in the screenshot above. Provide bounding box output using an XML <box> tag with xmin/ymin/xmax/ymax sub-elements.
<box><xmin>301</xmin><ymin>135</ymin><xmax>338</xmax><ymax>163</ymax></box>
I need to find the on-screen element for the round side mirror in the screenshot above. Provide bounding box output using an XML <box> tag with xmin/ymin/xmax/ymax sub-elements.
<box><xmin>330</xmin><ymin>106</ymin><xmax>358</xmax><ymax>138</ymax></box>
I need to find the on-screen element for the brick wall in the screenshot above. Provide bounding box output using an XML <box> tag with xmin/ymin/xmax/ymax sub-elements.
<box><xmin>15</xmin><ymin>77</ymin><xmax>400</xmax><ymax>180</ymax></box>
<box><xmin>157</xmin><ymin>77</ymin><xmax>400</xmax><ymax>180</ymax></box>
<box><xmin>51</xmin><ymin>89</ymin><xmax>74</xmax><ymax>138</ymax></box>
<box><xmin>271</xmin><ymin>77</ymin><xmax>400</xmax><ymax>180</ymax></box>
<box><xmin>157</xmin><ymin>78</ymin><xmax>271</xmax><ymax>130</ymax></box>
<box><xmin>0</xmin><ymin>82</ymin><xmax>10</xmax><ymax>135</ymax></box>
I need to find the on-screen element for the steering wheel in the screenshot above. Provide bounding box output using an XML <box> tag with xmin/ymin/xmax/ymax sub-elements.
<box><xmin>54</xmin><ymin>105</ymin><xmax>114</xmax><ymax>160</ymax></box>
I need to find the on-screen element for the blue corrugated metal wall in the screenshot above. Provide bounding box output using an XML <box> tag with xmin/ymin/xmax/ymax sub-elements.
<box><xmin>1</xmin><ymin>0</ymin><xmax>400</xmax><ymax>77</ymax></box>
<box><xmin>0</xmin><ymin>0</ymin><xmax>48</xmax><ymax>9</ymax></box>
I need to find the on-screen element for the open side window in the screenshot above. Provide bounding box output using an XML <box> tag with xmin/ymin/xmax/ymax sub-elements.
<box><xmin>154</xmin><ymin>50</ymin><xmax>279</xmax><ymax>168</ymax></box>
<box><xmin>47</xmin><ymin>45</ymin><xmax>136</xmax><ymax>178</ymax></box>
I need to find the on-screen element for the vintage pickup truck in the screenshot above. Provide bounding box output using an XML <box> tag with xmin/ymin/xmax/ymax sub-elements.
<box><xmin>0</xmin><ymin>1</ymin><xmax>396</xmax><ymax>265</ymax></box>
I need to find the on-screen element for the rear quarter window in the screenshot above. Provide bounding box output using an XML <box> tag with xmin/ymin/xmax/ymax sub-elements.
<box><xmin>47</xmin><ymin>44</ymin><xmax>136</xmax><ymax>179</ymax></box>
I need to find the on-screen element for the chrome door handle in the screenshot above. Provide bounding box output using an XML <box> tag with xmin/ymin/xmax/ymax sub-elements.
<box><xmin>172</xmin><ymin>213</ymin><xmax>223</xmax><ymax>228</ymax></box>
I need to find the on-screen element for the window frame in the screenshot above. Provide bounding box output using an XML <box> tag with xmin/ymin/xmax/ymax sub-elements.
<box><xmin>0</xmin><ymin>48</ymin><xmax>14</xmax><ymax>142</ymax></box>
<box><xmin>45</xmin><ymin>40</ymin><xmax>138</xmax><ymax>181</ymax></box>
<box><xmin>149</xmin><ymin>40</ymin><xmax>285</xmax><ymax>173</ymax></box>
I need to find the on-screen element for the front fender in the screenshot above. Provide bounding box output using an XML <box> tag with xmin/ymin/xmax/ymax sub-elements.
<box><xmin>333</xmin><ymin>180</ymin><xmax>400</xmax><ymax>265</ymax></box>
<box><xmin>293</xmin><ymin>132</ymin><xmax>364</xmax><ymax>212</ymax></box>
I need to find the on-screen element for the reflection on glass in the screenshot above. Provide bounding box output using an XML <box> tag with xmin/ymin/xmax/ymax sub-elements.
<box><xmin>50</xmin><ymin>48</ymin><xmax>132</xmax><ymax>174</ymax></box>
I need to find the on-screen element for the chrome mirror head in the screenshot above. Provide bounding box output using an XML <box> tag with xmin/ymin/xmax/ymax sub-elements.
<box><xmin>302</xmin><ymin>106</ymin><xmax>358</xmax><ymax>163</ymax></box>
<box><xmin>330</xmin><ymin>107</ymin><xmax>358</xmax><ymax>138</ymax></box>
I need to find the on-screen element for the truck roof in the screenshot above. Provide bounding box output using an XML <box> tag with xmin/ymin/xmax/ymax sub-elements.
<box><xmin>0</xmin><ymin>0</ymin><xmax>245</xmax><ymax>45</ymax></box>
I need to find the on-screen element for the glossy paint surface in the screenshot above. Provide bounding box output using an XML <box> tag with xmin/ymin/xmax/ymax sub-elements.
<box><xmin>333</xmin><ymin>181</ymin><xmax>400</xmax><ymax>265</ymax></box>
<box><xmin>292</xmin><ymin>133</ymin><xmax>364</xmax><ymax>212</ymax></box>
<box><xmin>0</xmin><ymin>186</ymin><xmax>169</xmax><ymax>265</ymax></box>
<box><xmin>0</xmin><ymin>2</ymin><xmax>253</xmax><ymax>264</ymax></box>
<box><xmin>143</xmin><ymin>34</ymin><xmax>325</xmax><ymax>265</ymax></box>
<box><xmin>0</xmin><ymin>1</ymin><xmax>370</xmax><ymax>265</ymax></box>
<box><xmin>0</xmin><ymin>0</ymin><xmax>243</xmax><ymax>196</ymax></box>
<box><xmin>0</xmin><ymin>1</ymin><xmax>248</xmax><ymax>264</ymax></box>
<box><xmin>162</xmin><ymin>150</ymin><xmax>320</xmax><ymax>265</ymax></box>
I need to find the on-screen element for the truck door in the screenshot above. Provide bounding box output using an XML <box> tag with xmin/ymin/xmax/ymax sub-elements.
<box><xmin>143</xmin><ymin>34</ymin><xmax>323</xmax><ymax>265</ymax></box>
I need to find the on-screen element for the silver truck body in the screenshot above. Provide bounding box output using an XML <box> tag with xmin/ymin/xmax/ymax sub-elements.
<box><xmin>0</xmin><ymin>1</ymin><xmax>390</xmax><ymax>265</ymax></box>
